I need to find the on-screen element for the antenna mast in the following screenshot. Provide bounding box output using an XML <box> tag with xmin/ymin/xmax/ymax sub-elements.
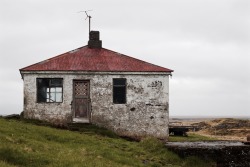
<box><xmin>78</xmin><ymin>10</ymin><xmax>92</xmax><ymax>33</ymax></box>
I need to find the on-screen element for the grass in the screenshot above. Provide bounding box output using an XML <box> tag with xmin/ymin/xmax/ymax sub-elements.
<box><xmin>169</xmin><ymin>133</ymin><xmax>217</xmax><ymax>142</ymax></box>
<box><xmin>0</xmin><ymin>118</ymin><xmax>215</xmax><ymax>167</ymax></box>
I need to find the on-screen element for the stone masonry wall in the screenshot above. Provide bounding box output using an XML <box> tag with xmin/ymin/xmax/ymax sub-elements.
<box><xmin>22</xmin><ymin>72</ymin><xmax>170</xmax><ymax>139</ymax></box>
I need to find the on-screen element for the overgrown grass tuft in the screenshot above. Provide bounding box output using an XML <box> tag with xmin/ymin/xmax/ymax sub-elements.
<box><xmin>0</xmin><ymin>118</ymin><xmax>215</xmax><ymax>167</ymax></box>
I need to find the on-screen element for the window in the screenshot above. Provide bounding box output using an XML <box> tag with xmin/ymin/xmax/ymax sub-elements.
<box><xmin>37</xmin><ymin>78</ymin><xmax>63</xmax><ymax>103</ymax></box>
<box><xmin>113</xmin><ymin>78</ymin><xmax>126</xmax><ymax>104</ymax></box>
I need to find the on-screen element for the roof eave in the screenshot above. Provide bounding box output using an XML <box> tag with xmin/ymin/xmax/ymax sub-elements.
<box><xmin>20</xmin><ymin>70</ymin><xmax>173</xmax><ymax>75</ymax></box>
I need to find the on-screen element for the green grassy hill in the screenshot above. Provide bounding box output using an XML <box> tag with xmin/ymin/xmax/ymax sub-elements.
<box><xmin>0</xmin><ymin>118</ymin><xmax>214</xmax><ymax>167</ymax></box>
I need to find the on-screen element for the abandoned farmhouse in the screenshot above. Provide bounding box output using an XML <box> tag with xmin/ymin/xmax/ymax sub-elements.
<box><xmin>20</xmin><ymin>31</ymin><xmax>173</xmax><ymax>139</ymax></box>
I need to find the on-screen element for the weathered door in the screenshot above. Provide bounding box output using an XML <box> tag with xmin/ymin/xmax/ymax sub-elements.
<box><xmin>73</xmin><ymin>80</ymin><xmax>90</xmax><ymax>120</ymax></box>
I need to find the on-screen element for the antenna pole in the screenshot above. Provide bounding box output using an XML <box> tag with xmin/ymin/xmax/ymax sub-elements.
<box><xmin>78</xmin><ymin>10</ymin><xmax>93</xmax><ymax>34</ymax></box>
<box><xmin>84</xmin><ymin>11</ymin><xmax>92</xmax><ymax>33</ymax></box>
<box><xmin>89</xmin><ymin>15</ymin><xmax>91</xmax><ymax>33</ymax></box>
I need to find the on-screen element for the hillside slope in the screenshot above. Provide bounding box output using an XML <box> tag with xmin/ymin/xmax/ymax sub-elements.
<box><xmin>191</xmin><ymin>118</ymin><xmax>250</xmax><ymax>141</ymax></box>
<box><xmin>0</xmin><ymin>118</ymin><xmax>214</xmax><ymax>167</ymax></box>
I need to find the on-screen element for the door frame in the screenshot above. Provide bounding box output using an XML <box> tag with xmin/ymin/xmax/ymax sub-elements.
<box><xmin>72</xmin><ymin>79</ymin><xmax>91</xmax><ymax>123</ymax></box>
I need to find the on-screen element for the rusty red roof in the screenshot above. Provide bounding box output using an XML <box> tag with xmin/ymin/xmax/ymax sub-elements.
<box><xmin>20</xmin><ymin>46</ymin><xmax>173</xmax><ymax>72</ymax></box>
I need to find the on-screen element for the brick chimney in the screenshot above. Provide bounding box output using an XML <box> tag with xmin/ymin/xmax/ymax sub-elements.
<box><xmin>88</xmin><ymin>31</ymin><xmax>102</xmax><ymax>49</ymax></box>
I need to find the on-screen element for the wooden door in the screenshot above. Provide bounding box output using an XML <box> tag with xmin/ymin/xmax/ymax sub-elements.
<box><xmin>73</xmin><ymin>80</ymin><xmax>90</xmax><ymax>119</ymax></box>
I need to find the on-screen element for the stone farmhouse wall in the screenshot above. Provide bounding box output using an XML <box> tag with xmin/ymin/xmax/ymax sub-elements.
<box><xmin>22</xmin><ymin>71</ymin><xmax>170</xmax><ymax>139</ymax></box>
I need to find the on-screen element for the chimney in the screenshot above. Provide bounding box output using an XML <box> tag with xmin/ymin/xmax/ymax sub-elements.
<box><xmin>88</xmin><ymin>31</ymin><xmax>102</xmax><ymax>49</ymax></box>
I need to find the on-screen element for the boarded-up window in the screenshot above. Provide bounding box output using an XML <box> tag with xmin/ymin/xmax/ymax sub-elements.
<box><xmin>113</xmin><ymin>78</ymin><xmax>126</xmax><ymax>104</ymax></box>
<box><xmin>37</xmin><ymin>78</ymin><xmax>63</xmax><ymax>103</ymax></box>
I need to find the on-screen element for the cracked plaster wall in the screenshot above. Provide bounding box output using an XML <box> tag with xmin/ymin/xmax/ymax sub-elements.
<box><xmin>22</xmin><ymin>72</ymin><xmax>170</xmax><ymax>139</ymax></box>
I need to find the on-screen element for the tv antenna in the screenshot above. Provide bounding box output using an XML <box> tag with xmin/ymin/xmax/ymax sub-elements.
<box><xmin>78</xmin><ymin>10</ymin><xmax>92</xmax><ymax>33</ymax></box>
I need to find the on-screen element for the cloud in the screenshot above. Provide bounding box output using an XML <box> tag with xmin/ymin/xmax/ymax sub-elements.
<box><xmin>0</xmin><ymin>0</ymin><xmax>249</xmax><ymax>116</ymax></box>
<box><xmin>170</xmin><ymin>77</ymin><xmax>250</xmax><ymax>116</ymax></box>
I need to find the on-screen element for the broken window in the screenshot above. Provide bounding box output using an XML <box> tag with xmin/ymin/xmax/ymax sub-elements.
<box><xmin>37</xmin><ymin>78</ymin><xmax>63</xmax><ymax>103</ymax></box>
<box><xmin>113</xmin><ymin>78</ymin><xmax>126</xmax><ymax>104</ymax></box>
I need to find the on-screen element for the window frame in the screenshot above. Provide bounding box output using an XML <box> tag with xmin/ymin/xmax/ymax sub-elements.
<box><xmin>113</xmin><ymin>78</ymin><xmax>127</xmax><ymax>104</ymax></box>
<box><xmin>36</xmin><ymin>78</ymin><xmax>63</xmax><ymax>103</ymax></box>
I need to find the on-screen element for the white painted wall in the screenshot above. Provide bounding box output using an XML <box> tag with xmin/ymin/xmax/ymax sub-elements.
<box><xmin>22</xmin><ymin>71</ymin><xmax>170</xmax><ymax>139</ymax></box>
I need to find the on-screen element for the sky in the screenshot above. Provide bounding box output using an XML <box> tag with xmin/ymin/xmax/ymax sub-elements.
<box><xmin>0</xmin><ymin>0</ymin><xmax>249</xmax><ymax>117</ymax></box>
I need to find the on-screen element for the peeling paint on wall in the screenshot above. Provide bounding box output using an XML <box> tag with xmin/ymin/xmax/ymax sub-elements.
<box><xmin>22</xmin><ymin>72</ymin><xmax>170</xmax><ymax>140</ymax></box>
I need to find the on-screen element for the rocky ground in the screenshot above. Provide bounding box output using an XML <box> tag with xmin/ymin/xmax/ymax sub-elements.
<box><xmin>168</xmin><ymin>118</ymin><xmax>250</xmax><ymax>166</ymax></box>
<box><xmin>193</xmin><ymin>118</ymin><xmax>250</xmax><ymax>141</ymax></box>
<box><xmin>170</xmin><ymin>118</ymin><xmax>250</xmax><ymax>141</ymax></box>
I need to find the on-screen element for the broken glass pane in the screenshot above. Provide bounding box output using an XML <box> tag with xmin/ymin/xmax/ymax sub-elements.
<box><xmin>37</xmin><ymin>78</ymin><xmax>63</xmax><ymax>103</ymax></box>
<box><xmin>50</xmin><ymin>92</ymin><xmax>56</xmax><ymax>102</ymax></box>
<box><xmin>46</xmin><ymin>93</ymin><xmax>50</xmax><ymax>102</ymax></box>
<box><xmin>51</xmin><ymin>79</ymin><xmax>62</xmax><ymax>86</ymax></box>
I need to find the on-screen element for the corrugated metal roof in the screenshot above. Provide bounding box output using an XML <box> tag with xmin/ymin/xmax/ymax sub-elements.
<box><xmin>20</xmin><ymin>46</ymin><xmax>173</xmax><ymax>72</ymax></box>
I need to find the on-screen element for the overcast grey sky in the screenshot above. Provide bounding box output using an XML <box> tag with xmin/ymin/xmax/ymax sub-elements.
<box><xmin>0</xmin><ymin>0</ymin><xmax>249</xmax><ymax>117</ymax></box>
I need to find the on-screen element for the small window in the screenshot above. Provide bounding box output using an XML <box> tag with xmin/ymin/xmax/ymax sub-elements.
<box><xmin>113</xmin><ymin>78</ymin><xmax>126</xmax><ymax>104</ymax></box>
<box><xmin>37</xmin><ymin>78</ymin><xmax>63</xmax><ymax>103</ymax></box>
